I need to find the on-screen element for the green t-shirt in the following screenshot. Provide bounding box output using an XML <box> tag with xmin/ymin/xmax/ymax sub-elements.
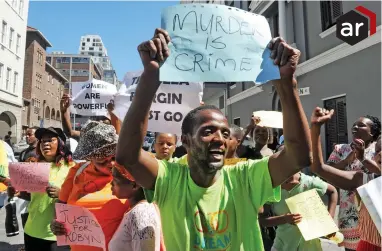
<box><xmin>144</xmin><ymin>156</ymin><xmax>281</xmax><ymax>251</ymax></box>
<box><xmin>271</xmin><ymin>173</ymin><xmax>328</xmax><ymax>251</ymax></box>
<box><xmin>24</xmin><ymin>161</ymin><xmax>72</xmax><ymax>240</ymax></box>
<box><xmin>170</xmin><ymin>154</ymin><xmax>188</xmax><ymax>165</ymax></box>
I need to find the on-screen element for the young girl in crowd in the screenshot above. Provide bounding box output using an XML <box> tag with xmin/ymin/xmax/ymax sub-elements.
<box><xmin>23</xmin><ymin>127</ymin><xmax>74</xmax><ymax>251</ymax></box>
<box><xmin>327</xmin><ymin>114</ymin><xmax>381</xmax><ymax>250</ymax></box>
<box><xmin>310</xmin><ymin>107</ymin><xmax>381</xmax><ymax>251</ymax></box>
<box><xmin>50</xmin><ymin>121</ymin><xmax>129</xmax><ymax>251</ymax></box>
<box><xmin>108</xmin><ymin>165</ymin><xmax>164</xmax><ymax>251</ymax></box>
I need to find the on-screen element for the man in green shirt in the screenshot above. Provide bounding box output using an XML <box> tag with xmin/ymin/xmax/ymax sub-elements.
<box><xmin>116</xmin><ymin>28</ymin><xmax>312</xmax><ymax>251</ymax></box>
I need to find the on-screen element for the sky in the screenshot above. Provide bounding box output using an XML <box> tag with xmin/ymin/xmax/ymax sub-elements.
<box><xmin>28</xmin><ymin>1</ymin><xmax>178</xmax><ymax>80</ymax></box>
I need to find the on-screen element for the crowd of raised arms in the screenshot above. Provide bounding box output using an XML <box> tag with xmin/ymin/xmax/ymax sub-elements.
<box><xmin>0</xmin><ymin>28</ymin><xmax>380</xmax><ymax>251</ymax></box>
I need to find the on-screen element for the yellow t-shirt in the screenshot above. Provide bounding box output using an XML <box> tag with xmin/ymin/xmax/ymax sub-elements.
<box><xmin>24</xmin><ymin>161</ymin><xmax>73</xmax><ymax>240</ymax></box>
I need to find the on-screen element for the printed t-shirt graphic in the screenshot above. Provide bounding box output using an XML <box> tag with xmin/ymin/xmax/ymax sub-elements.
<box><xmin>59</xmin><ymin>162</ymin><xmax>130</xmax><ymax>251</ymax></box>
<box><xmin>144</xmin><ymin>157</ymin><xmax>281</xmax><ymax>250</ymax></box>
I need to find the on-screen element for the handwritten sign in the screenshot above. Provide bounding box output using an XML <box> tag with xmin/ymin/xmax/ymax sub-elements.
<box><xmin>159</xmin><ymin>4</ymin><xmax>280</xmax><ymax>83</ymax></box>
<box><xmin>113</xmin><ymin>70</ymin><xmax>203</xmax><ymax>134</ymax></box>
<box><xmin>357</xmin><ymin>176</ymin><xmax>382</xmax><ymax>234</ymax></box>
<box><xmin>224</xmin><ymin>158</ymin><xmax>247</xmax><ymax>165</ymax></box>
<box><xmin>285</xmin><ymin>189</ymin><xmax>338</xmax><ymax>241</ymax></box>
<box><xmin>70</xmin><ymin>79</ymin><xmax>117</xmax><ymax>116</ymax></box>
<box><xmin>8</xmin><ymin>162</ymin><xmax>50</xmax><ymax>192</ymax></box>
<box><xmin>55</xmin><ymin>203</ymin><xmax>105</xmax><ymax>250</ymax></box>
<box><xmin>253</xmin><ymin>111</ymin><xmax>283</xmax><ymax>128</ymax></box>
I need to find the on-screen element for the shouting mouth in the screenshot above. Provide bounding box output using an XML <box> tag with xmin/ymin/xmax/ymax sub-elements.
<box><xmin>209</xmin><ymin>149</ymin><xmax>225</xmax><ymax>161</ymax></box>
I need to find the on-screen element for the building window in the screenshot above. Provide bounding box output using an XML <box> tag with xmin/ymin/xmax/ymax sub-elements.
<box><xmin>6</xmin><ymin>68</ymin><xmax>11</xmax><ymax>91</ymax></box>
<box><xmin>56</xmin><ymin>57</ymin><xmax>70</xmax><ymax>64</ymax></box>
<box><xmin>87</xmin><ymin>38</ymin><xmax>90</xmax><ymax>42</ymax></box>
<box><xmin>72</xmin><ymin>57</ymin><xmax>90</xmax><ymax>63</ymax></box>
<box><xmin>46</xmin><ymin>56</ymin><xmax>51</xmax><ymax>64</ymax></box>
<box><xmin>82</xmin><ymin>42</ymin><xmax>85</xmax><ymax>46</ymax></box>
<box><xmin>16</xmin><ymin>34</ymin><xmax>20</xmax><ymax>54</ymax></box>
<box><xmin>13</xmin><ymin>72</ymin><xmax>18</xmax><ymax>93</ymax></box>
<box><xmin>89</xmin><ymin>47</ymin><xmax>94</xmax><ymax>51</ymax></box>
<box><xmin>321</xmin><ymin>1</ymin><xmax>343</xmax><ymax>31</ymax></box>
<box><xmin>37</xmin><ymin>51</ymin><xmax>43</xmax><ymax>65</ymax></box>
<box><xmin>233</xmin><ymin>118</ymin><xmax>241</xmax><ymax>127</ymax></box>
<box><xmin>1</xmin><ymin>21</ymin><xmax>7</xmax><ymax>44</ymax></box>
<box><xmin>19</xmin><ymin>0</ymin><xmax>24</xmax><ymax>15</ymax></box>
<box><xmin>324</xmin><ymin>96</ymin><xmax>348</xmax><ymax>159</ymax></box>
<box><xmin>11</xmin><ymin>0</ymin><xmax>17</xmax><ymax>8</ymax></box>
<box><xmin>9</xmin><ymin>28</ymin><xmax>14</xmax><ymax>49</ymax></box>
<box><xmin>219</xmin><ymin>96</ymin><xmax>224</xmax><ymax>109</ymax></box>
<box><xmin>0</xmin><ymin>63</ymin><xmax>3</xmax><ymax>87</ymax></box>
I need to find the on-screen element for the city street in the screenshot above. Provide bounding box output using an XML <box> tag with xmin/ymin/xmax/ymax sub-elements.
<box><xmin>0</xmin><ymin>206</ymin><xmax>345</xmax><ymax>251</ymax></box>
<box><xmin>0</xmin><ymin>207</ymin><xmax>24</xmax><ymax>251</ymax></box>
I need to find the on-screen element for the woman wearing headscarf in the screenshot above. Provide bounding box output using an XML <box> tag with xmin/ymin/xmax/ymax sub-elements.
<box><xmin>22</xmin><ymin>127</ymin><xmax>74</xmax><ymax>251</ymax></box>
<box><xmin>327</xmin><ymin>114</ymin><xmax>381</xmax><ymax>250</ymax></box>
<box><xmin>310</xmin><ymin>107</ymin><xmax>381</xmax><ymax>251</ymax></box>
<box><xmin>50</xmin><ymin>121</ymin><xmax>129</xmax><ymax>251</ymax></box>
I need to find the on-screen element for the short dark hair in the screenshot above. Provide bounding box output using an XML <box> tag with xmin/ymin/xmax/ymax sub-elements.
<box><xmin>230</xmin><ymin>125</ymin><xmax>243</xmax><ymax>140</ymax></box>
<box><xmin>365</xmin><ymin>115</ymin><xmax>381</xmax><ymax>141</ymax></box>
<box><xmin>154</xmin><ymin>132</ymin><xmax>177</xmax><ymax>143</ymax></box>
<box><xmin>8</xmin><ymin>131</ymin><xmax>11</xmax><ymax>135</ymax></box>
<box><xmin>181</xmin><ymin>105</ymin><xmax>223</xmax><ymax>135</ymax></box>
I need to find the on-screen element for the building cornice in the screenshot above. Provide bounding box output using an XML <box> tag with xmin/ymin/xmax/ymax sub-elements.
<box><xmin>296</xmin><ymin>25</ymin><xmax>381</xmax><ymax>76</ymax></box>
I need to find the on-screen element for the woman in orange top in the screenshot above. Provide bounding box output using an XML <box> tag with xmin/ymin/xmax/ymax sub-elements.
<box><xmin>310</xmin><ymin>107</ymin><xmax>381</xmax><ymax>251</ymax></box>
<box><xmin>50</xmin><ymin>121</ymin><xmax>129</xmax><ymax>251</ymax></box>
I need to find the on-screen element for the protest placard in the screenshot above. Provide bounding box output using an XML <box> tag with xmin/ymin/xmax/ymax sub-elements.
<box><xmin>70</xmin><ymin>79</ymin><xmax>117</xmax><ymax>116</ymax></box>
<box><xmin>8</xmin><ymin>162</ymin><xmax>50</xmax><ymax>193</ymax></box>
<box><xmin>55</xmin><ymin>203</ymin><xmax>105</xmax><ymax>250</ymax></box>
<box><xmin>357</xmin><ymin>176</ymin><xmax>382</xmax><ymax>234</ymax></box>
<box><xmin>285</xmin><ymin>189</ymin><xmax>339</xmax><ymax>241</ymax></box>
<box><xmin>253</xmin><ymin>111</ymin><xmax>283</xmax><ymax>128</ymax></box>
<box><xmin>113</xmin><ymin>70</ymin><xmax>203</xmax><ymax>134</ymax></box>
<box><xmin>160</xmin><ymin>4</ymin><xmax>280</xmax><ymax>83</ymax></box>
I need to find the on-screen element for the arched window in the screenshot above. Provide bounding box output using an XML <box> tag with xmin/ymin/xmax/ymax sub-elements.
<box><xmin>45</xmin><ymin>106</ymin><xmax>50</xmax><ymax>120</ymax></box>
<box><xmin>51</xmin><ymin>108</ymin><xmax>55</xmax><ymax>120</ymax></box>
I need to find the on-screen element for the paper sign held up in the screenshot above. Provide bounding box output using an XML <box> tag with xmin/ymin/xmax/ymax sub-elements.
<box><xmin>285</xmin><ymin>189</ymin><xmax>339</xmax><ymax>241</ymax></box>
<box><xmin>160</xmin><ymin>4</ymin><xmax>280</xmax><ymax>83</ymax></box>
<box><xmin>357</xmin><ymin>176</ymin><xmax>382</xmax><ymax>234</ymax></box>
<box><xmin>113</xmin><ymin>70</ymin><xmax>203</xmax><ymax>135</ymax></box>
<box><xmin>70</xmin><ymin>79</ymin><xmax>117</xmax><ymax>117</ymax></box>
<box><xmin>253</xmin><ymin>111</ymin><xmax>283</xmax><ymax>129</ymax></box>
<box><xmin>8</xmin><ymin>162</ymin><xmax>50</xmax><ymax>193</ymax></box>
<box><xmin>55</xmin><ymin>203</ymin><xmax>105</xmax><ymax>250</ymax></box>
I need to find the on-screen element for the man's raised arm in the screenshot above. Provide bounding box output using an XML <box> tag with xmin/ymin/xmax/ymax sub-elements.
<box><xmin>268</xmin><ymin>38</ymin><xmax>312</xmax><ymax>187</ymax></box>
<box><xmin>116</xmin><ymin>29</ymin><xmax>171</xmax><ymax>189</ymax></box>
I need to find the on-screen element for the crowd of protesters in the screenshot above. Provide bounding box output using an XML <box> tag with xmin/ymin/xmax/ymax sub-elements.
<box><xmin>0</xmin><ymin>27</ymin><xmax>380</xmax><ymax>251</ymax></box>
